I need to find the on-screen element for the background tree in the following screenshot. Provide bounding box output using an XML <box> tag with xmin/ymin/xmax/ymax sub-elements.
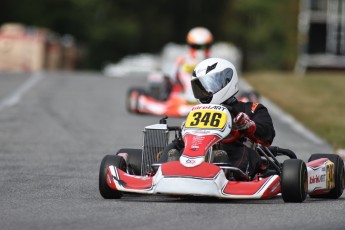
<box><xmin>0</xmin><ymin>0</ymin><xmax>299</xmax><ymax>71</ymax></box>
<box><xmin>221</xmin><ymin>0</ymin><xmax>299</xmax><ymax>70</ymax></box>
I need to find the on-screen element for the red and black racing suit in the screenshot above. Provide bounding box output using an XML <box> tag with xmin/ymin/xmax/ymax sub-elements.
<box><xmin>221</xmin><ymin>98</ymin><xmax>276</xmax><ymax>177</ymax></box>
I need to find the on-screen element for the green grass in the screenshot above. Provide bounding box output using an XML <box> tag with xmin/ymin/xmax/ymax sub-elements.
<box><xmin>244</xmin><ymin>71</ymin><xmax>345</xmax><ymax>150</ymax></box>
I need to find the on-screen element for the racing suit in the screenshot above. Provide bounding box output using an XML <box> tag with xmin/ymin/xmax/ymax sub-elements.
<box><xmin>167</xmin><ymin>55</ymin><xmax>205</xmax><ymax>103</ymax></box>
<box><xmin>220</xmin><ymin>98</ymin><xmax>276</xmax><ymax>178</ymax></box>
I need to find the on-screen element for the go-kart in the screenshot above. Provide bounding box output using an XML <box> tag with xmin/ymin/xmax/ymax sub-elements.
<box><xmin>126</xmin><ymin>73</ymin><xmax>195</xmax><ymax>117</ymax></box>
<box><xmin>99</xmin><ymin>104</ymin><xmax>344</xmax><ymax>202</ymax></box>
<box><xmin>126</xmin><ymin>70</ymin><xmax>259</xmax><ymax>117</ymax></box>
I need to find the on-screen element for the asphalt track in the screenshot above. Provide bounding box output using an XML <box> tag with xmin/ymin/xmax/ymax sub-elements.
<box><xmin>0</xmin><ymin>72</ymin><xmax>344</xmax><ymax>230</ymax></box>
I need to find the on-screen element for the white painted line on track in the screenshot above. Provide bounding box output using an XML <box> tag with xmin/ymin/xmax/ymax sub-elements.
<box><xmin>239</xmin><ymin>78</ymin><xmax>327</xmax><ymax>145</ymax></box>
<box><xmin>0</xmin><ymin>72</ymin><xmax>44</xmax><ymax>112</ymax></box>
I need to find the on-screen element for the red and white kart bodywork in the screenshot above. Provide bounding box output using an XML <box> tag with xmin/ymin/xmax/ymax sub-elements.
<box><xmin>100</xmin><ymin>105</ymin><xmax>344</xmax><ymax>202</ymax></box>
<box><xmin>127</xmin><ymin>83</ymin><xmax>196</xmax><ymax>117</ymax></box>
<box><xmin>126</xmin><ymin>68</ymin><xmax>198</xmax><ymax>117</ymax></box>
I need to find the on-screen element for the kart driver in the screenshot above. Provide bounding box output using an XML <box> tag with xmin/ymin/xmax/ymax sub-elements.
<box><xmin>158</xmin><ymin>57</ymin><xmax>275</xmax><ymax>180</ymax></box>
<box><xmin>167</xmin><ymin>27</ymin><xmax>214</xmax><ymax>102</ymax></box>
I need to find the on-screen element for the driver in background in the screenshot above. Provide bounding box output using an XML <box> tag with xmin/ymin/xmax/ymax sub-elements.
<box><xmin>166</xmin><ymin>27</ymin><xmax>214</xmax><ymax>103</ymax></box>
<box><xmin>159</xmin><ymin>57</ymin><xmax>275</xmax><ymax>180</ymax></box>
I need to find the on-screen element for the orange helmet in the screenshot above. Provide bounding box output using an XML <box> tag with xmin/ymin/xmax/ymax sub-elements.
<box><xmin>186</xmin><ymin>27</ymin><xmax>213</xmax><ymax>59</ymax></box>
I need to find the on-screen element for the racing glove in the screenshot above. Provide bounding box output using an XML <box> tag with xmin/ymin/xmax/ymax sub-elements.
<box><xmin>233</xmin><ymin>112</ymin><xmax>256</xmax><ymax>136</ymax></box>
<box><xmin>233</xmin><ymin>112</ymin><xmax>271</xmax><ymax>147</ymax></box>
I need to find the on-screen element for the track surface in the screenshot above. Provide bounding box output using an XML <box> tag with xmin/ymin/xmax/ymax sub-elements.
<box><xmin>0</xmin><ymin>72</ymin><xmax>344</xmax><ymax>230</ymax></box>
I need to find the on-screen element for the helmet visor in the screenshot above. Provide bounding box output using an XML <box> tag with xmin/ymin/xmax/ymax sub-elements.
<box><xmin>191</xmin><ymin>68</ymin><xmax>233</xmax><ymax>101</ymax></box>
<box><xmin>189</xmin><ymin>43</ymin><xmax>212</xmax><ymax>50</ymax></box>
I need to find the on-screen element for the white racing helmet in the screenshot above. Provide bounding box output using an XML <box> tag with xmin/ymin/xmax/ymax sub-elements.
<box><xmin>191</xmin><ymin>58</ymin><xmax>239</xmax><ymax>104</ymax></box>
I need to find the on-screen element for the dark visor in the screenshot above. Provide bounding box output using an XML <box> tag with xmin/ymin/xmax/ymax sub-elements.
<box><xmin>191</xmin><ymin>68</ymin><xmax>233</xmax><ymax>100</ymax></box>
<box><xmin>189</xmin><ymin>43</ymin><xmax>212</xmax><ymax>50</ymax></box>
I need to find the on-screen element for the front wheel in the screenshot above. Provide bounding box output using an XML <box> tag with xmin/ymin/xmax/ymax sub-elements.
<box><xmin>126</xmin><ymin>87</ymin><xmax>146</xmax><ymax>113</ymax></box>
<box><xmin>308</xmin><ymin>153</ymin><xmax>344</xmax><ymax>199</ymax></box>
<box><xmin>99</xmin><ymin>155</ymin><xmax>127</xmax><ymax>199</ymax></box>
<box><xmin>281</xmin><ymin>159</ymin><xmax>308</xmax><ymax>203</ymax></box>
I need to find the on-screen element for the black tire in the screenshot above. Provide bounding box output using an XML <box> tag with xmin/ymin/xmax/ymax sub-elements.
<box><xmin>126</xmin><ymin>87</ymin><xmax>147</xmax><ymax>113</ymax></box>
<box><xmin>281</xmin><ymin>159</ymin><xmax>308</xmax><ymax>203</ymax></box>
<box><xmin>116</xmin><ymin>148</ymin><xmax>142</xmax><ymax>175</ymax></box>
<box><xmin>99</xmin><ymin>155</ymin><xmax>126</xmax><ymax>199</ymax></box>
<box><xmin>308</xmin><ymin>153</ymin><xmax>344</xmax><ymax>199</ymax></box>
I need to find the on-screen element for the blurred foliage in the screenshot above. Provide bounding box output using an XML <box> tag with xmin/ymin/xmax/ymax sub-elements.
<box><xmin>0</xmin><ymin>0</ymin><xmax>298</xmax><ymax>70</ymax></box>
<box><xmin>245</xmin><ymin>71</ymin><xmax>345</xmax><ymax>149</ymax></box>
<box><xmin>222</xmin><ymin>0</ymin><xmax>299</xmax><ymax>70</ymax></box>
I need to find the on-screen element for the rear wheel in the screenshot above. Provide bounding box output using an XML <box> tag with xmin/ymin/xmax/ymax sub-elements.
<box><xmin>116</xmin><ymin>148</ymin><xmax>142</xmax><ymax>175</ymax></box>
<box><xmin>99</xmin><ymin>155</ymin><xmax>126</xmax><ymax>199</ymax></box>
<box><xmin>308</xmin><ymin>153</ymin><xmax>344</xmax><ymax>199</ymax></box>
<box><xmin>281</xmin><ymin>159</ymin><xmax>308</xmax><ymax>203</ymax></box>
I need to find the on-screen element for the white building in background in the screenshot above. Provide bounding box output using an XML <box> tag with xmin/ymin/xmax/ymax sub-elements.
<box><xmin>295</xmin><ymin>0</ymin><xmax>345</xmax><ymax>74</ymax></box>
<box><xmin>103</xmin><ymin>42</ymin><xmax>242</xmax><ymax>78</ymax></box>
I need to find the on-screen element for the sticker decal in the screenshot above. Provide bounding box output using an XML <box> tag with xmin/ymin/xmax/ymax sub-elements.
<box><xmin>185</xmin><ymin>110</ymin><xmax>227</xmax><ymax>129</ymax></box>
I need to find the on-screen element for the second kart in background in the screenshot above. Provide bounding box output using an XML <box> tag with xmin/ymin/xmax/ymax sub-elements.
<box><xmin>126</xmin><ymin>27</ymin><xmax>259</xmax><ymax>117</ymax></box>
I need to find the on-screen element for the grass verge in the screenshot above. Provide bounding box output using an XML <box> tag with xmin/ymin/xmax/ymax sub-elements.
<box><xmin>244</xmin><ymin>71</ymin><xmax>345</xmax><ymax>150</ymax></box>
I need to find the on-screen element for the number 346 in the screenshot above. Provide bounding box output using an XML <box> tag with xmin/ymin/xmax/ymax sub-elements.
<box><xmin>188</xmin><ymin>112</ymin><xmax>223</xmax><ymax>128</ymax></box>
